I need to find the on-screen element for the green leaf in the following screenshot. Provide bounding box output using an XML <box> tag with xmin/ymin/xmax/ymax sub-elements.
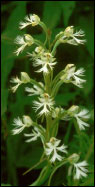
<box><xmin>80</xmin><ymin>174</ymin><xmax>94</xmax><ymax>186</ymax></box>
<box><xmin>43</xmin><ymin>1</ymin><xmax>61</xmax><ymax>29</ymax></box>
<box><xmin>1</xmin><ymin>89</ymin><xmax>8</xmax><ymax>116</ymax></box>
<box><xmin>1</xmin><ymin>3</ymin><xmax>27</xmax><ymax>185</ymax></box>
<box><xmin>55</xmin><ymin>92</ymin><xmax>77</xmax><ymax>106</ymax></box>
<box><xmin>84</xmin><ymin>63</ymin><xmax>94</xmax><ymax>95</ymax></box>
<box><xmin>16</xmin><ymin>143</ymin><xmax>43</xmax><ymax>168</ymax></box>
<box><xmin>61</xmin><ymin>1</ymin><xmax>76</xmax><ymax>26</ymax></box>
<box><xmin>48</xmin><ymin>159</ymin><xmax>68</xmax><ymax>186</ymax></box>
<box><xmin>29</xmin><ymin>165</ymin><xmax>52</xmax><ymax>186</ymax></box>
<box><xmin>1</xmin><ymin>184</ymin><xmax>11</xmax><ymax>186</ymax></box>
<box><xmin>1</xmin><ymin>2</ymin><xmax>26</xmax><ymax>116</ymax></box>
<box><xmin>23</xmin><ymin>158</ymin><xmax>47</xmax><ymax>175</ymax></box>
<box><xmin>79</xmin><ymin>13</ymin><xmax>94</xmax><ymax>58</ymax></box>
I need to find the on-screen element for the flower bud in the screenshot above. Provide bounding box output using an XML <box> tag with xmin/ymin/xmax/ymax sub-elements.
<box><xmin>24</xmin><ymin>34</ymin><xmax>34</xmax><ymax>46</ymax></box>
<box><xmin>64</xmin><ymin>64</ymin><xmax>75</xmax><ymax>72</ymax></box>
<box><xmin>67</xmin><ymin>105</ymin><xmax>79</xmax><ymax>117</ymax></box>
<box><xmin>23</xmin><ymin>116</ymin><xmax>33</xmax><ymax>127</ymax></box>
<box><xmin>64</xmin><ymin>26</ymin><xmax>74</xmax><ymax>37</ymax></box>
<box><xmin>52</xmin><ymin>107</ymin><xmax>64</xmax><ymax>118</ymax></box>
<box><xmin>50</xmin><ymin>137</ymin><xmax>56</xmax><ymax>143</ymax></box>
<box><xmin>55</xmin><ymin>31</ymin><xmax>64</xmax><ymax>39</ymax></box>
<box><xmin>68</xmin><ymin>153</ymin><xmax>80</xmax><ymax>164</ymax></box>
<box><xmin>21</xmin><ymin>72</ymin><xmax>30</xmax><ymax>83</ymax></box>
<box><xmin>60</xmin><ymin>64</ymin><xmax>76</xmax><ymax>83</ymax></box>
<box><xmin>35</xmin><ymin>46</ymin><xmax>44</xmax><ymax>53</ymax></box>
<box><xmin>31</xmin><ymin>14</ymin><xmax>40</xmax><ymax>26</ymax></box>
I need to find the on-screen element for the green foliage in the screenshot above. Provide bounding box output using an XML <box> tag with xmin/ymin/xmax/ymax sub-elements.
<box><xmin>55</xmin><ymin>92</ymin><xmax>78</xmax><ymax>106</ymax></box>
<box><xmin>43</xmin><ymin>1</ymin><xmax>61</xmax><ymax>29</ymax></box>
<box><xmin>1</xmin><ymin>184</ymin><xmax>11</xmax><ymax>186</ymax></box>
<box><xmin>1</xmin><ymin>1</ymin><xmax>94</xmax><ymax>186</ymax></box>
<box><xmin>79</xmin><ymin>13</ymin><xmax>94</xmax><ymax>58</ymax></box>
<box><xmin>61</xmin><ymin>1</ymin><xmax>76</xmax><ymax>26</ymax></box>
<box><xmin>16</xmin><ymin>143</ymin><xmax>43</xmax><ymax>168</ymax></box>
<box><xmin>1</xmin><ymin>1</ymin><xmax>26</xmax><ymax>116</ymax></box>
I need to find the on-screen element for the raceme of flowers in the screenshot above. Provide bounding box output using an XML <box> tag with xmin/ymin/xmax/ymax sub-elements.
<box><xmin>10</xmin><ymin>13</ymin><xmax>90</xmax><ymax>182</ymax></box>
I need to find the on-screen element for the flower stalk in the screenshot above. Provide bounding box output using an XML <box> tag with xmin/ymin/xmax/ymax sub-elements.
<box><xmin>10</xmin><ymin>14</ymin><xmax>90</xmax><ymax>186</ymax></box>
<box><xmin>29</xmin><ymin>165</ymin><xmax>52</xmax><ymax>186</ymax></box>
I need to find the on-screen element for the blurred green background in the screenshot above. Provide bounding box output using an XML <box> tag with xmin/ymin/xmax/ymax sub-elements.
<box><xmin>1</xmin><ymin>1</ymin><xmax>94</xmax><ymax>186</ymax></box>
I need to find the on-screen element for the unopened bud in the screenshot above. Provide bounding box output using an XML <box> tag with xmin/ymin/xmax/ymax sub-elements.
<box><xmin>31</xmin><ymin>14</ymin><xmax>40</xmax><ymax>26</ymax></box>
<box><xmin>21</xmin><ymin>72</ymin><xmax>30</xmax><ymax>83</ymax></box>
<box><xmin>68</xmin><ymin>105</ymin><xmax>79</xmax><ymax>116</ymax></box>
<box><xmin>64</xmin><ymin>64</ymin><xmax>75</xmax><ymax>72</ymax></box>
<box><xmin>24</xmin><ymin>34</ymin><xmax>34</xmax><ymax>46</ymax></box>
<box><xmin>64</xmin><ymin>26</ymin><xmax>74</xmax><ymax>37</ymax></box>
<box><xmin>23</xmin><ymin>116</ymin><xmax>33</xmax><ymax>127</ymax></box>
<box><xmin>68</xmin><ymin>153</ymin><xmax>80</xmax><ymax>164</ymax></box>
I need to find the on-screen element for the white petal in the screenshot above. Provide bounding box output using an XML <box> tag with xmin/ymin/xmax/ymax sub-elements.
<box><xmin>14</xmin><ymin>45</ymin><xmax>26</xmax><ymax>56</ymax></box>
<box><xmin>72</xmin><ymin>36</ymin><xmax>86</xmax><ymax>44</ymax></box>
<box><xmin>76</xmin><ymin>161</ymin><xmax>88</xmax><ymax>167</ymax></box>
<box><xmin>19</xmin><ymin>21</ymin><xmax>30</xmax><ymax>29</ymax></box>
<box><xmin>11</xmin><ymin>84</ymin><xmax>20</xmax><ymax>92</ymax></box>
<box><xmin>57</xmin><ymin>145</ymin><xmax>68</xmax><ymax>154</ymax></box>
<box><xmin>13</xmin><ymin>117</ymin><xmax>24</xmax><ymax>127</ymax></box>
<box><xmin>76</xmin><ymin>117</ymin><xmax>89</xmax><ymax>130</ymax></box>
<box><xmin>25</xmin><ymin>136</ymin><xmax>38</xmax><ymax>142</ymax></box>
<box><xmin>74</xmin><ymin>68</ymin><xmax>85</xmax><ymax>76</ymax></box>
<box><xmin>74</xmin><ymin>30</ymin><xmax>85</xmax><ymax>37</ymax></box>
<box><xmin>45</xmin><ymin>147</ymin><xmax>53</xmax><ymax>155</ymax></box>
<box><xmin>67</xmin><ymin>39</ymin><xmax>79</xmax><ymax>46</ymax></box>
<box><xmin>77</xmin><ymin>109</ymin><xmax>90</xmax><ymax>119</ymax></box>
<box><xmin>12</xmin><ymin>126</ymin><xmax>25</xmax><ymax>135</ymax></box>
<box><xmin>50</xmin><ymin>149</ymin><xmax>62</xmax><ymax>163</ymax></box>
<box><xmin>15</xmin><ymin>36</ymin><xmax>26</xmax><ymax>45</ymax></box>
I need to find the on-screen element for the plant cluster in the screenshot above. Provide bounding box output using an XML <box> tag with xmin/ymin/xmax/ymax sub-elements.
<box><xmin>11</xmin><ymin>14</ymin><xmax>90</xmax><ymax>186</ymax></box>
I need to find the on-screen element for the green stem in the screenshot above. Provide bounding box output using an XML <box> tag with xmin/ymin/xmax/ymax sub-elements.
<box><xmin>50</xmin><ymin>117</ymin><xmax>61</xmax><ymax>138</ymax></box>
<box><xmin>73</xmin><ymin>119</ymin><xmax>82</xmax><ymax>152</ymax></box>
<box><xmin>64</xmin><ymin>122</ymin><xmax>72</xmax><ymax>144</ymax></box>
<box><xmin>51</xmin><ymin>40</ymin><xmax>61</xmax><ymax>56</ymax></box>
<box><xmin>29</xmin><ymin>165</ymin><xmax>52</xmax><ymax>186</ymax></box>
<box><xmin>44</xmin><ymin>73</ymin><xmax>53</xmax><ymax>141</ymax></box>
<box><xmin>51</xmin><ymin>80</ymin><xmax>63</xmax><ymax>97</ymax></box>
<box><xmin>44</xmin><ymin>73</ymin><xmax>51</xmax><ymax>94</ymax></box>
<box><xmin>34</xmin><ymin>39</ymin><xmax>47</xmax><ymax>50</ymax></box>
<box><xmin>48</xmin><ymin>159</ymin><xmax>68</xmax><ymax>186</ymax></box>
<box><xmin>51</xmin><ymin>69</ymin><xmax>64</xmax><ymax>88</ymax></box>
<box><xmin>39</xmin><ymin>21</ymin><xmax>50</xmax><ymax>48</ymax></box>
<box><xmin>50</xmin><ymin>32</ymin><xmax>65</xmax><ymax>50</ymax></box>
<box><xmin>51</xmin><ymin>121</ymin><xmax>59</xmax><ymax>137</ymax></box>
<box><xmin>23</xmin><ymin>157</ymin><xmax>46</xmax><ymax>175</ymax></box>
<box><xmin>85</xmin><ymin>135</ymin><xmax>94</xmax><ymax>161</ymax></box>
<box><xmin>73</xmin><ymin>119</ymin><xmax>80</xmax><ymax>135</ymax></box>
<box><xmin>73</xmin><ymin>179</ymin><xmax>79</xmax><ymax>186</ymax></box>
<box><xmin>7</xmin><ymin>137</ymin><xmax>18</xmax><ymax>186</ymax></box>
<box><xmin>30</xmin><ymin>79</ymin><xmax>44</xmax><ymax>91</ymax></box>
<box><xmin>46</xmin><ymin>114</ymin><xmax>52</xmax><ymax>141</ymax></box>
